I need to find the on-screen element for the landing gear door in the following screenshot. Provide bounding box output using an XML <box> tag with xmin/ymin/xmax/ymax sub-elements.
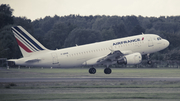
<box><xmin>51</xmin><ymin>53</ymin><xmax>59</xmax><ymax>64</ymax></box>
<box><xmin>147</xmin><ymin>36</ymin><xmax>154</xmax><ymax>47</ymax></box>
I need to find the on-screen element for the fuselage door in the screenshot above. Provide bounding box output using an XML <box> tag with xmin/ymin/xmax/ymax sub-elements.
<box><xmin>147</xmin><ymin>36</ymin><xmax>154</xmax><ymax>47</ymax></box>
<box><xmin>51</xmin><ymin>53</ymin><xmax>59</xmax><ymax>64</ymax></box>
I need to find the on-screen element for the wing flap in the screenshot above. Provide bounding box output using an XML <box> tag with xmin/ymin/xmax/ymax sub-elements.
<box><xmin>97</xmin><ymin>50</ymin><xmax>122</xmax><ymax>63</ymax></box>
<box><xmin>83</xmin><ymin>50</ymin><xmax>132</xmax><ymax>66</ymax></box>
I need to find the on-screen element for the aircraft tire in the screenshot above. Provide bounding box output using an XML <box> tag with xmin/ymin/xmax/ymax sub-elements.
<box><xmin>89</xmin><ymin>67</ymin><xmax>96</xmax><ymax>74</ymax></box>
<box><xmin>104</xmin><ymin>68</ymin><xmax>112</xmax><ymax>74</ymax></box>
<box><xmin>147</xmin><ymin>60</ymin><xmax>152</xmax><ymax>64</ymax></box>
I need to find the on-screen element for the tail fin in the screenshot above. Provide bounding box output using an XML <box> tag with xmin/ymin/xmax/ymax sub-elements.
<box><xmin>11</xmin><ymin>26</ymin><xmax>48</xmax><ymax>57</ymax></box>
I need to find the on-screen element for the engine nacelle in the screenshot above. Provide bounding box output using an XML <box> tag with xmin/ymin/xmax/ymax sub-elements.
<box><xmin>117</xmin><ymin>52</ymin><xmax>142</xmax><ymax>65</ymax></box>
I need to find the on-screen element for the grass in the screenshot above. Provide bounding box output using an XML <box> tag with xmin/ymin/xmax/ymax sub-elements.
<box><xmin>1</xmin><ymin>93</ymin><xmax>180</xmax><ymax>100</ymax></box>
<box><xmin>1</xmin><ymin>68</ymin><xmax>180</xmax><ymax>101</ymax></box>
<box><xmin>1</xmin><ymin>68</ymin><xmax>180</xmax><ymax>78</ymax></box>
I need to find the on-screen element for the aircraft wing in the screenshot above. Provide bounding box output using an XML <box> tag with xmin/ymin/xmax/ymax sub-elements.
<box><xmin>97</xmin><ymin>50</ymin><xmax>123</xmax><ymax>63</ymax></box>
<box><xmin>83</xmin><ymin>50</ymin><xmax>132</xmax><ymax>66</ymax></box>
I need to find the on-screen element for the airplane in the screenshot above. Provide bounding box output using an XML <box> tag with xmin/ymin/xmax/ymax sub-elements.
<box><xmin>8</xmin><ymin>26</ymin><xmax>169</xmax><ymax>74</ymax></box>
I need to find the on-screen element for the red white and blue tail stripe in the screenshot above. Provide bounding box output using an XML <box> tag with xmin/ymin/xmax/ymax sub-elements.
<box><xmin>12</xmin><ymin>26</ymin><xmax>47</xmax><ymax>57</ymax></box>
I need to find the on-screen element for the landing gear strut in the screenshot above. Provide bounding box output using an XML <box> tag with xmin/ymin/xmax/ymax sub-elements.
<box><xmin>104</xmin><ymin>68</ymin><xmax>112</xmax><ymax>74</ymax></box>
<box><xmin>147</xmin><ymin>54</ymin><xmax>152</xmax><ymax>65</ymax></box>
<box><xmin>89</xmin><ymin>67</ymin><xmax>96</xmax><ymax>74</ymax></box>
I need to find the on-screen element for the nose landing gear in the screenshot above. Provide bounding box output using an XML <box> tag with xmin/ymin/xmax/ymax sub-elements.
<box><xmin>147</xmin><ymin>54</ymin><xmax>152</xmax><ymax>65</ymax></box>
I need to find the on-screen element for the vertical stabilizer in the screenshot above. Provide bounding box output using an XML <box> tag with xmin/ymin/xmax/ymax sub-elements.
<box><xmin>11</xmin><ymin>26</ymin><xmax>48</xmax><ymax>57</ymax></box>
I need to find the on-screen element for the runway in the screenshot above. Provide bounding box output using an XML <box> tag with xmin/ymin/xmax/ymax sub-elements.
<box><xmin>1</xmin><ymin>77</ymin><xmax>180</xmax><ymax>82</ymax></box>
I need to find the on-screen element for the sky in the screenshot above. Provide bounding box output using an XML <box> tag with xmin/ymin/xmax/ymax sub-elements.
<box><xmin>1</xmin><ymin>0</ymin><xmax>180</xmax><ymax>21</ymax></box>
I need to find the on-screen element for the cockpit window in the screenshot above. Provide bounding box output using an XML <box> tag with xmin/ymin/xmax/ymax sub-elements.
<box><xmin>157</xmin><ymin>37</ymin><xmax>162</xmax><ymax>40</ymax></box>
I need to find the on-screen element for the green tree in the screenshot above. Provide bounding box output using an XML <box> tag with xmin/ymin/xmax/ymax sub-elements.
<box><xmin>0</xmin><ymin>25</ymin><xmax>21</xmax><ymax>58</ymax></box>
<box><xmin>123</xmin><ymin>15</ymin><xmax>140</xmax><ymax>34</ymax></box>
<box><xmin>164</xmin><ymin>33</ymin><xmax>180</xmax><ymax>50</ymax></box>
<box><xmin>101</xmin><ymin>28</ymin><xmax>116</xmax><ymax>40</ymax></box>
<box><xmin>13</xmin><ymin>17</ymin><xmax>33</xmax><ymax>33</ymax></box>
<box><xmin>130</xmin><ymin>25</ymin><xmax>145</xmax><ymax>35</ymax></box>
<box><xmin>44</xmin><ymin>22</ymin><xmax>76</xmax><ymax>49</ymax></box>
<box><xmin>64</xmin><ymin>28</ymin><xmax>102</xmax><ymax>47</ymax></box>
<box><xmin>0</xmin><ymin>4</ymin><xmax>14</xmax><ymax>29</ymax></box>
<box><xmin>112</xmin><ymin>24</ymin><xmax>128</xmax><ymax>38</ymax></box>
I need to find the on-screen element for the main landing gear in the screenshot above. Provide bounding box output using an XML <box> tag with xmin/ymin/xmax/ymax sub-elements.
<box><xmin>89</xmin><ymin>67</ymin><xmax>112</xmax><ymax>74</ymax></box>
<box><xmin>104</xmin><ymin>68</ymin><xmax>112</xmax><ymax>74</ymax></box>
<box><xmin>89</xmin><ymin>67</ymin><xmax>96</xmax><ymax>74</ymax></box>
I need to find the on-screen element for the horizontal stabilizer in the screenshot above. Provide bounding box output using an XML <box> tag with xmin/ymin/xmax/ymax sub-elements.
<box><xmin>25</xmin><ymin>59</ymin><xmax>41</xmax><ymax>63</ymax></box>
<box><xmin>7</xmin><ymin>59</ymin><xmax>18</xmax><ymax>62</ymax></box>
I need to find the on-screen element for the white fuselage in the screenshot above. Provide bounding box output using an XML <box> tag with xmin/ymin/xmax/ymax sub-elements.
<box><xmin>14</xmin><ymin>34</ymin><xmax>169</xmax><ymax>68</ymax></box>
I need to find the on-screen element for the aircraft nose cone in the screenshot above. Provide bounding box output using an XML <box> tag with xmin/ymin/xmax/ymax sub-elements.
<box><xmin>164</xmin><ymin>40</ymin><xmax>169</xmax><ymax>48</ymax></box>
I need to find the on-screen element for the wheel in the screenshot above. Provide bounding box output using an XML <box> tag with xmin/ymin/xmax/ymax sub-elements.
<box><xmin>147</xmin><ymin>60</ymin><xmax>152</xmax><ymax>64</ymax></box>
<box><xmin>89</xmin><ymin>67</ymin><xmax>96</xmax><ymax>74</ymax></box>
<box><xmin>104</xmin><ymin>68</ymin><xmax>112</xmax><ymax>74</ymax></box>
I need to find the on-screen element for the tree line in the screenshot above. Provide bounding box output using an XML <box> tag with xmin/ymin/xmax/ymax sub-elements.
<box><xmin>1</xmin><ymin>4</ymin><xmax>180</xmax><ymax>61</ymax></box>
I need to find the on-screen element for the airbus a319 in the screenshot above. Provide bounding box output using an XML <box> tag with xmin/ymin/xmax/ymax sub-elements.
<box><xmin>8</xmin><ymin>26</ymin><xmax>169</xmax><ymax>74</ymax></box>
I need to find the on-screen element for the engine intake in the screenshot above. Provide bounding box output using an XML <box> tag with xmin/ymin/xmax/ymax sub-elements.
<box><xmin>117</xmin><ymin>52</ymin><xmax>142</xmax><ymax>65</ymax></box>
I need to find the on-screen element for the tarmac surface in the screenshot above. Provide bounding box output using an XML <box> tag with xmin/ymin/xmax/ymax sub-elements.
<box><xmin>1</xmin><ymin>77</ymin><xmax>180</xmax><ymax>82</ymax></box>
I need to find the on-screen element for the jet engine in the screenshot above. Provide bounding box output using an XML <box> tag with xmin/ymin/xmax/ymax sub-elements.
<box><xmin>117</xmin><ymin>52</ymin><xmax>142</xmax><ymax>65</ymax></box>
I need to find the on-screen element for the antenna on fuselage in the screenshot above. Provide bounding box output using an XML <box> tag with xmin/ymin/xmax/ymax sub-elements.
<box><xmin>142</xmin><ymin>32</ymin><xmax>144</xmax><ymax>35</ymax></box>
